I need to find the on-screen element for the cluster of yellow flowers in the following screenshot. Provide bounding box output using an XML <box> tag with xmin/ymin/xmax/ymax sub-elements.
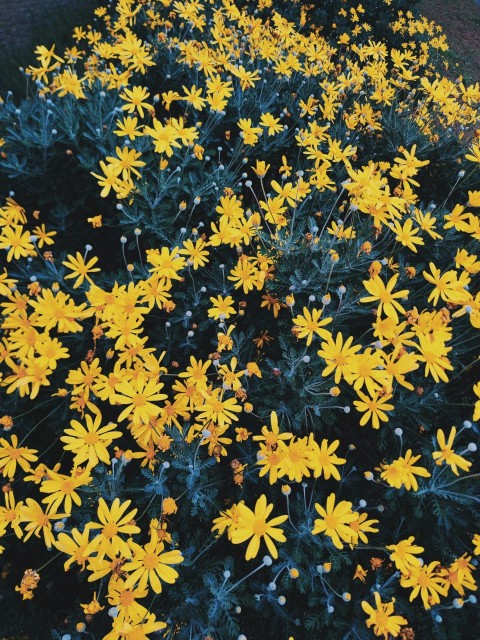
<box><xmin>0</xmin><ymin>0</ymin><xmax>480</xmax><ymax>638</ymax></box>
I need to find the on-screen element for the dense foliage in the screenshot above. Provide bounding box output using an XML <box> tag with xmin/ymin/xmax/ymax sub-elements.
<box><xmin>0</xmin><ymin>1</ymin><xmax>479</xmax><ymax>639</ymax></box>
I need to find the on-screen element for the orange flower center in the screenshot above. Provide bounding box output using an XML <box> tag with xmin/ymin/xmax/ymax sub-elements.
<box><xmin>84</xmin><ymin>432</ymin><xmax>100</xmax><ymax>445</ymax></box>
<box><xmin>416</xmin><ymin>570</ymin><xmax>431</xmax><ymax>588</ymax></box>
<box><xmin>143</xmin><ymin>553</ymin><xmax>159</xmax><ymax>570</ymax></box>
<box><xmin>324</xmin><ymin>514</ymin><xmax>338</xmax><ymax>530</ymax></box>
<box><xmin>62</xmin><ymin>480</ymin><xmax>75</xmax><ymax>494</ymax></box>
<box><xmin>210</xmin><ymin>399</ymin><xmax>224</xmax><ymax>413</ymax></box>
<box><xmin>102</xmin><ymin>522</ymin><xmax>118</xmax><ymax>538</ymax></box>
<box><xmin>253</xmin><ymin>519</ymin><xmax>268</xmax><ymax>536</ymax></box>
<box><xmin>119</xmin><ymin>590</ymin><xmax>136</xmax><ymax>606</ymax></box>
<box><xmin>132</xmin><ymin>393</ymin><xmax>147</xmax><ymax>407</ymax></box>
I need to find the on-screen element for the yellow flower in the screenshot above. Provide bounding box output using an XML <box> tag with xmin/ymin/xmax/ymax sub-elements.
<box><xmin>106</xmin><ymin>577</ymin><xmax>149</xmax><ymax>624</ymax></box>
<box><xmin>181</xmin><ymin>84</ymin><xmax>206</xmax><ymax>110</ymax></box>
<box><xmin>349</xmin><ymin>512</ymin><xmax>379</xmax><ymax>545</ymax></box>
<box><xmin>106</xmin><ymin>146</ymin><xmax>145</xmax><ymax>180</ymax></box>
<box><xmin>114</xmin><ymin>375</ymin><xmax>167</xmax><ymax>424</ymax></box>
<box><xmin>104</xmin><ymin>612</ymin><xmax>166</xmax><ymax>639</ymax></box>
<box><xmin>259</xmin><ymin>113</ymin><xmax>283</xmax><ymax>135</ymax></box>
<box><xmin>114</xmin><ymin>116</ymin><xmax>143</xmax><ymax>140</ymax></box>
<box><xmin>307</xmin><ymin>434</ymin><xmax>346</xmax><ymax>480</ymax></box>
<box><xmin>472</xmin><ymin>533</ymin><xmax>480</xmax><ymax>555</ymax></box>
<box><xmin>360</xmin><ymin>274</ymin><xmax>409</xmax><ymax>321</ymax></box>
<box><xmin>40</xmin><ymin>467</ymin><xmax>92</xmax><ymax>514</ymax></box>
<box><xmin>62</xmin><ymin>251</ymin><xmax>100</xmax><ymax>289</ymax></box>
<box><xmin>54</xmin><ymin>526</ymin><xmax>92</xmax><ymax>571</ymax></box>
<box><xmin>292</xmin><ymin>307</ymin><xmax>332</xmax><ymax>346</ymax></box>
<box><xmin>400</xmin><ymin>561</ymin><xmax>448</xmax><ymax>609</ymax></box>
<box><xmin>423</xmin><ymin>262</ymin><xmax>471</xmax><ymax>306</ymax></box>
<box><xmin>312</xmin><ymin>493</ymin><xmax>357</xmax><ymax>549</ymax></box>
<box><xmin>85</xmin><ymin>498</ymin><xmax>140</xmax><ymax>560</ymax></box>
<box><xmin>196</xmin><ymin>387</ymin><xmax>242</xmax><ymax>427</ymax></box>
<box><xmin>466</xmin><ymin>143</ymin><xmax>480</xmax><ymax>164</ymax></box>
<box><xmin>0</xmin><ymin>490</ymin><xmax>23</xmax><ymax>538</ymax></box>
<box><xmin>317</xmin><ymin>332</ymin><xmax>361</xmax><ymax>384</ymax></box>
<box><xmin>387</xmin><ymin>536</ymin><xmax>425</xmax><ymax>574</ymax></box>
<box><xmin>0</xmin><ymin>434</ymin><xmax>38</xmax><ymax>478</ymax></box>
<box><xmin>388</xmin><ymin>218</ymin><xmax>424</xmax><ymax>253</ymax></box>
<box><xmin>252</xmin><ymin>160</ymin><xmax>270</xmax><ymax>178</ymax></box>
<box><xmin>179</xmin><ymin>238</ymin><xmax>210</xmax><ymax>270</ymax></box>
<box><xmin>432</xmin><ymin>427</ymin><xmax>472</xmax><ymax>476</ymax></box>
<box><xmin>19</xmin><ymin>498</ymin><xmax>65</xmax><ymax>549</ymax></box>
<box><xmin>178</xmin><ymin>356</ymin><xmax>212</xmax><ymax>391</ymax></box>
<box><xmin>61</xmin><ymin>411</ymin><xmax>122</xmax><ymax>469</ymax></box>
<box><xmin>256</xmin><ymin>441</ymin><xmax>287</xmax><ymax>484</ymax></box>
<box><xmin>144</xmin><ymin>118</ymin><xmax>182</xmax><ymax>157</ymax></box>
<box><xmin>361</xmin><ymin>591</ymin><xmax>408</xmax><ymax>638</ymax></box>
<box><xmin>468</xmin><ymin>191</ymin><xmax>480</xmax><ymax>207</ymax></box>
<box><xmin>238</xmin><ymin>118</ymin><xmax>263</xmax><ymax>145</ymax></box>
<box><xmin>80</xmin><ymin>591</ymin><xmax>104</xmax><ymax>615</ymax></box>
<box><xmin>32</xmin><ymin>223</ymin><xmax>56</xmax><ymax>248</ymax></box>
<box><xmin>90</xmin><ymin>161</ymin><xmax>122</xmax><ymax>198</ymax></box>
<box><xmin>415</xmin><ymin>333</ymin><xmax>454</xmax><ymax>384</ymax></box>
<box><xmin>276</xmin><ymin>436</ymin><xmax>311</xmax><ymax>483</ymax></box>
<box><xmin>0</xmin><ymin>225</ymin><xmax>35</xmax><ymax>261</ymax></box>
<box><xmin>119</xmin><ymin>85</ymin><xmax>153</xmax><ymax>118</ymax></box>
<box><xmin>354</xmin><ymin>564</ymin><xmax>368</xmax><ymax>582</ymax></box>
<box><xmin>208</xmin><ymin>295</ymin><xmax>235</xmax><ymax>320</ymax></box>
<box><xmin>230</xmin><ymin>494</ymin><xmax>287</xmax><ymax>560</ymax></box>
<box><xmin>212</xmin><ymin>501</ymin><xmax>245</xmax><ymax>539</ymax></box>
<box><xmin>253</xmin><ymin>411</ymin><xmax>292</xmax><ymax>450</ymax></box>
<box><xmin>146</xmin><ymin>246</ymin><xmax>186</xmax><ymax>280</ymax></box>
<box><xmin>162</xmin><ymin>497</ymin><xmax>178</xmax><ymax>515</ymax></box>
<box><xmin>381</xmin><ymin>450</ymin><xmax>431</xmax><ymax>492</ymax></box>
<box><xmin>353</xmin><ymin>390</ymin><xmax>394</xmax><ymax>429</ymax></box>
<box><xmin>124</xmin><ymin>528</ymin><xmax>183</xmax><ymax>594</ymax></box>
<box><xmin>87</xmin><ymin>215</ymin><xmax>103</xmax><ymax>228</ymax></box>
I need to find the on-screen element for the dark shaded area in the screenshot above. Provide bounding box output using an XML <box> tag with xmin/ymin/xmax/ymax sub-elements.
<box><xmin>419</xmin><ymin>0</ymin><xmax>480</xmax><ymax>83</ymax></box>
<box><xmin>0</xmin><ymin>0</ymin><xmax>97</xmax><ymax>95</ymax></box>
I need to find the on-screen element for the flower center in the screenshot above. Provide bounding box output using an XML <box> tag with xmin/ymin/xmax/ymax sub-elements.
<box><xmin>102</xmin><ymin>522</ymin><xmax>118</xmax><ymax>538</ymax></box>
<box><xmin>324</xmin><ymin>514</ymin><xmax>338</xmax><ymax>530</ymax></box>
<box><xmin>132</xmin><ymin>393</ymin><xmax>147</xmax><ymax>407</ymax></box>
<box><xmin>119</xmin><ymin>590</ymin><xmax>136</xmax><ymax>606</ymax></box>
<box><xmin>416</xmin><ymin>570</ymin><xmax>430</xmax><ymax>588</ymax></box>
<box><xmin>84</xmin><ymin>432</ymin><xmax>100</xmax><ymax>445</ymax></box>
<box><xmin>253</xmin><ymin>520</ymin><xmax>268</xmax><ymax>536</ymax></box>
<box><xmin>143</xmin><ymin>553</ymin><xmax>159</xmax><ymax>570</ymax></box>
<box><xmin>62</xmin><ymin>480</ymin><xmax>75</xmax><ymax>494</ymax></box>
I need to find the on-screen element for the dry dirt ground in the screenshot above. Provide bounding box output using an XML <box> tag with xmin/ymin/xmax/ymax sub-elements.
<box><xmin>419</xmin><ymin>0</ymin><xmax>480</xmax><ymax>83</ymax></box>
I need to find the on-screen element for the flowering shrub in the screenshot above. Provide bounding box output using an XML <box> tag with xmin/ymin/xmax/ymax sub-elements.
<box><xmin>0</xmin><ymin>1</ymin><xmax>480</xmax><ymax>639</ymax></box>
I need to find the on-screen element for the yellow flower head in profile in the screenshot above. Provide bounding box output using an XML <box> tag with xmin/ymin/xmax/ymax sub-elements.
<box><xmin>468</xmin><ymin>191</ymin><xmax>480</xmax><ymax>207</ymax></box>
<box><xmin>361</xmin><ymin>591</ymin><xmax>408</xmax><ymax>638</ymax></box>
<box><xmin>386</xmin><ymin>536</ymin><xmax>424</xmax><ymax>574</ymax></box>
<box><xmin>380</xmin><ymin>449</ymin><xmax>431</xmax><ymax>491</ymax></box>
<box><xmin>230</xmin><ymin>494</ymin><xmax>288</xmax><ymax>560</ymax></box>
<box><xmin>432</xmin><ymin>427</ymin><xmax>472</xmax><ymax>476</ymax></box>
